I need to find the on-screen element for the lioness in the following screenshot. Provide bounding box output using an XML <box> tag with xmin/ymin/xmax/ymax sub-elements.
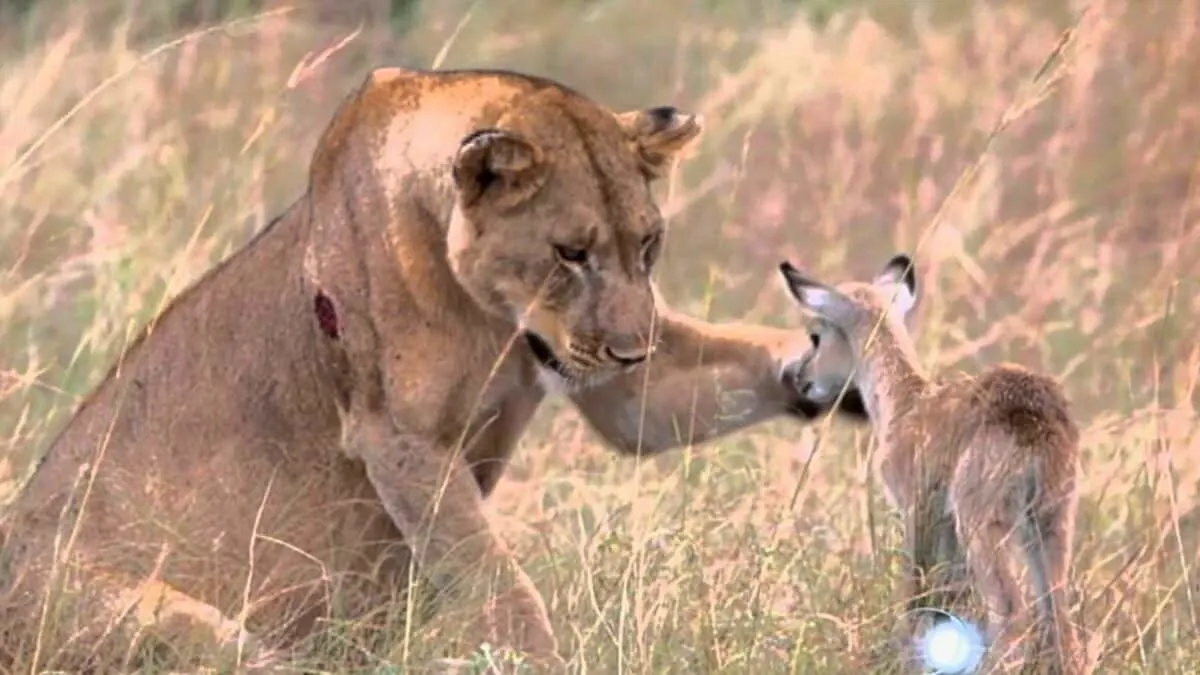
<box><xmin>0</xmin><ymin>67</ymin><xmax>862</xmax><ymax>672</ymax></box>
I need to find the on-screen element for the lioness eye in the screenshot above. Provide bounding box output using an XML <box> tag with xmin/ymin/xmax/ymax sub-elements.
<box><xmin>554</xmin><ymin>244</ymin><xmax>589</xmax><ymax>265</ymax></box>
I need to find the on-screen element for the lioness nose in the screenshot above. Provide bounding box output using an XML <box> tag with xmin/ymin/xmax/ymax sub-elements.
<box><xmin>604</xmin><ymin>344</ymin><xmax>650</xmax><ymax>367</ymax></box>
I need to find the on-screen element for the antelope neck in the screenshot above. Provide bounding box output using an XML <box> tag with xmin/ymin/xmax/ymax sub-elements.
<box><xmin>848</xmin><ymin>322</ymin><xmax>928</xmax><ymax>436</ymax></box>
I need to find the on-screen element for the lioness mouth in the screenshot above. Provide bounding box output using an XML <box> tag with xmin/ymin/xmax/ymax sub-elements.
<box><xmin>523</xmin><ymin>332</ymin><xmax>573</xmax><ymax>380</ymax></box>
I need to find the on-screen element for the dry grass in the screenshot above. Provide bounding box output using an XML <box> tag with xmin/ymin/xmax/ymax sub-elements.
<box><xmin>1</xmin><ymin>0</ymin><xmax>1198</xmax><ymax>672</ymax></box>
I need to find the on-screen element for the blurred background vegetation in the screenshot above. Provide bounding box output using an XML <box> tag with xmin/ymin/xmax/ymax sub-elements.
<box><xmin>0</xmin><ymin>0</ymin><xmax>1197</xmax><ymax>671</ymax></box>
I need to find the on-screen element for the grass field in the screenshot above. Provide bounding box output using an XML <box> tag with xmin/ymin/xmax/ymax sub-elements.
<box><xmin>1</xmin><ymin>0</ymin><xmax>1198</xmax><ymax>672</ymax></box>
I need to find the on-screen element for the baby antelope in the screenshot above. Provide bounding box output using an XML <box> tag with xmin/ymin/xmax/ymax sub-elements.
<box><xmin>778</xmin><ymin>254</ymin><xmax>1083</xmax><ymax>674</ymax></box>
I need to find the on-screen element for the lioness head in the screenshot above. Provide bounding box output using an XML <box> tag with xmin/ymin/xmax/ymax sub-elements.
<box><xmin>446</xmin><ymin>89</ymin><xmax>702</xmax><ymax>386</ymax></box>
<box><xmin>777</xmin><ymin>254</ymin><xmax>921</xmax><ymax>406</ymax></box>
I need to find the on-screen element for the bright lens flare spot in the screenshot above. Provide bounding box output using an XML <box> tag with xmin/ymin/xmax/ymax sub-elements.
<box><xmin>917</xmin><ymin>615</ymin><xmax>985</xmax><ymax>674</ymax></box>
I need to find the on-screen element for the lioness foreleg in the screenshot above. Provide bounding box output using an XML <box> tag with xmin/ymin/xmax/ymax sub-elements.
<box><xmin>569</xmin><ymin>308</ymin><xmax>844</xmax><ymax>455</ymax></box>
<box><xmin>355</xmin><ymin>434</ymin><xmax>560</xmax><ymax>669</ymax></box>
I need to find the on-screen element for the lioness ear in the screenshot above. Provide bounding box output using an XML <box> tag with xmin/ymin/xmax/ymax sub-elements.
<box><xmin>615</xmin><ymin>106</ymin><xmax>703</xmax><ymax>178</ymax></box>
<box><xmin>873</xmin><ymin>253</ymin><xmax>918</xmax><ymax>319</ymax></box>
<box><xmin>452</xmin><ymin>129</ymin><xmax>547</xmax><ymax>209</ymax></box>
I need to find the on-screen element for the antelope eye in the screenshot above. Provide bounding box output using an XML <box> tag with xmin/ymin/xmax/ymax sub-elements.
<box><xmin>809</xmin><ymin>332</ymin><xmax>821</xmax><ymax>348</ymax></box>
<box><xmin>641</xmin><ymin>231</ymin><xmax>663</xmax><ymax>268</ymax></box>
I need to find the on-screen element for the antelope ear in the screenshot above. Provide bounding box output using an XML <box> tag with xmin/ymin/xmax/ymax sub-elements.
<box><xmin>614</xmin><ymin>106</ymin><xmax>703</xmax><ymax>178</ymax></box>
<box><xmin>873</xmin><ymin>253</ymin><xmax>918</xmax><ymax>319</ymax></box>
<box><xmin>452</xmin><ymin>129</ymin><xmax>548</xmax><ymax>210</ymax></box>
<box><xmin>778</xmin><ymin>261</ymin><xmax>847</xmax><ymax>317</ymax></box>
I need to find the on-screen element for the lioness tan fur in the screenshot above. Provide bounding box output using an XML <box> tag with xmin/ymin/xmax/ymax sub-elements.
<box><xmin>0</xmin><ymin>67</ymin><xmax>864</xmax><ymax>673</ymax></box>
<box><xmin>779</xmin><ymin>254</ymin><xmax>1084</xmax><ymax>674</ymax></box>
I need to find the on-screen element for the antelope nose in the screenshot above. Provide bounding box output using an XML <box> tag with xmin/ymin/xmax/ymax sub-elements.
<box><xmin>801</xmin><ymin>380</ymin><xmax>832</xmax><ymax>400</ymax></box>
<box><xmin>604</xmin><ymin>345</ymin><xmax>649</xmax><ymax>367</ymax></box>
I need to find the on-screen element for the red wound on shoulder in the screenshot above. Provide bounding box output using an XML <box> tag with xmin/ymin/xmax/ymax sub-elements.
<box><xmin>314</xmin><ymin>291</ymin><xmax>340</xmax><ymax>339</ymax></box>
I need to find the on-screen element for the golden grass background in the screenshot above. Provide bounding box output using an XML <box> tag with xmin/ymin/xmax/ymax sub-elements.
<box><xmin>0</xmin><ymin>0</ymin><xmax>1197</xmax><ymax>671</ymax></box>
